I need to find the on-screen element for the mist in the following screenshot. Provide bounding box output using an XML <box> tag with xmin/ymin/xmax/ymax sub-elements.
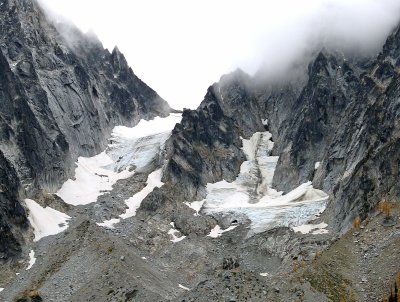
<box><xmin>38</xmin><ymin>0</ymin><xmax>400</xmax><ymax>109</ymax></box>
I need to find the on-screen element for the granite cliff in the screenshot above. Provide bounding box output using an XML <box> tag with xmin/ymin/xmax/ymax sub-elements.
<box><xmin>0</xmin><ymin>0</ymin><xmax>170</xmax><ymax>260</ymax></box>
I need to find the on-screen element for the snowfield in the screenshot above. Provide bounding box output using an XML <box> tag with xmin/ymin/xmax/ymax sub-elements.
<box><xmin>207</xmin><ymin>225</ymin><xmax>238</xmax><ymax>238</ymax></box>
<box><xmin>56</xmin><ymin>151</ymin><xmax>134</xmax><ymax>206</ymax></box>
<box><xmin>25</xmin><ymin>199</ymin><xmax>71</xmax><ymax>241</ymax></box>
<box><xmin>168</xmin><ymin>222</ymin><xmax>186</xmax><ymax>243</ymax></box>
<box><xmin>120</xmin><ymin>169</ymin><xmax>164</xmax><ymax>219</ymax></box>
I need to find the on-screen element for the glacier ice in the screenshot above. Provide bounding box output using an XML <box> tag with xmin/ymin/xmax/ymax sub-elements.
<box><xmin>202</xmin><ymin>131</ymin><xmax>329</xmax><ymax>235</ymax></box>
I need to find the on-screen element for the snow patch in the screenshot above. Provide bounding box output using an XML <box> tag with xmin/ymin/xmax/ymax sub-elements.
<box><xmin>178</xmin><ymin>284</ymin><xmax>190</xmax><ymax>291</ymax></box>
<box><xmin>120</xmin><ymin>169</ymin><xmax>164</xmax><ymax>219</ymax></box>
<box><xmin>97</xmin><ymin>218</ymin><xmax>121</xmax><ymax>229</ymax></box>
<box><xmin>168</xmin><ymin>224</ymin><xmax>186</xmax><ymax>243</ymax></box>
<box><xmin>0</xmin><ymin>288</ymin><xmax>3</xmax><ymax>292</ymax></box>
<box><xmin>312</xmin><ymin>228</ymin><xmax>329</xmax><ymax>235</ymax></box>
<box><xmin>207</xmin><ymin>225</ymin><xmax>238</xmax><ymax>238</ymax></box>
<box><xmin>315</xmin><ymin>161</ymin><xmax>321</xmax><ymax>170</ymax></box>
<box><xmin>259</xmin><ymin>272</ymin><xmax>269</xmax><ymax>277</ymax></box>
<box><xmin>25</xmin><ymin>199</ymin><xmax>71</xmax><ymax>241</ymax></box>
<box><xmin>292</xmin><ymin>222</ymin><xmax>328</xmax><ymax>234</ymax></box>
<box><xmin>185</xmin><ymin>200</ymin><xmax>205</xmax><ymax>216</ymax></box>
<box><xmin>26</xmin><ymin>250</ymin><xmax>36</xmax><ymax>270</ymax></box>
<box><xmin>203</xmin><ymin>131</ymin><xmax>329</xmax><ymax>235</ymax></box>
<box><xmin>97</xmin><ymin>169</ymin><xmax>164</xmax><ymax>228</ymax></box>
<box><xmin>57</xmin><ymin>152</ymin><xmax>134</xmax><ymax>205</ymax></box>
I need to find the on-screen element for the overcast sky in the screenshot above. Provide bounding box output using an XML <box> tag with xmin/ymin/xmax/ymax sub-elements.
<box><xmin>39</xmin><ymin>0</ymin><xmax>400</xmax><ymax>109</ymax></box>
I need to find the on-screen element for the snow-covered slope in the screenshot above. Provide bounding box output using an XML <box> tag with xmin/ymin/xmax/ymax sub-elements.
<box><xmin>56</xmin><ymin>152</ymin><xmax>134</xmax><ymax>206</ymax></box>
<box><xmin>25</xmin><ymin>199</ymin><xmax>71</xmax><ymax>242</ymax></box>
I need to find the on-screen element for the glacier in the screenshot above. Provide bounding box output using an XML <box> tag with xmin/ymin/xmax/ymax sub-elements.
<box><xmin>201</xmin><ymin>131</ymin><xmax>329</xmax><ymax>235</ymax></box>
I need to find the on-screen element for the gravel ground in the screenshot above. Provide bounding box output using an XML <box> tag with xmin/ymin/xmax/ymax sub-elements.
<box><xmin>0</xmin><ymin>173</ymin><xmax>398</xmax><ymax>302</ymax></box>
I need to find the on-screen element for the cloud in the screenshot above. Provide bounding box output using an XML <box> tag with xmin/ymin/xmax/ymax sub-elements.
<box><xmin>38</xmin><ymin>0</ymin><xmax>400</xmax><ymax>109</ymax></box>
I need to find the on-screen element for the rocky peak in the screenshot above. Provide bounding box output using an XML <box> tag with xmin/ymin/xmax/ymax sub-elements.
<box><xmin>380</xmin><ymin>23</ymin><xmax>400</xmax><ymax>65</ymax></box>
<box><xmin>111</xmin><ymin>46</ymin><xmax>129</xmax><ymax>72</ymax></box>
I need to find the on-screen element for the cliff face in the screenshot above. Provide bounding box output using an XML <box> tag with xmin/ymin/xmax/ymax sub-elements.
<box><xmin>162</xmin><ymin>71</ymin><xmax>265</xmax><ymax>201</ymax></box>
<box><xmin>153</xmin><ymin>24</ymin><xmax>400</xmax><ymax>233</ymax></box>
<box><xmin>0</xmin><ymin>0</ymin><xmax>170</xmax><ymax>259</ymax></box>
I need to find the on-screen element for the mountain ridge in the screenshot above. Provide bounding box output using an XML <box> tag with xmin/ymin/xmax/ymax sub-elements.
<box><xmin>0</xmin><ymin>0</ymin><xmax>171</xmax><ymax>259</ymax></box>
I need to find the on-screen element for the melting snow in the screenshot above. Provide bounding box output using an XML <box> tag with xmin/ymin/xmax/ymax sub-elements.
<box><xmin>292</xmin><ymin>222</ymin><xmax>328</xmax><ymax>234</ymax></box>
<box><xmin>184</xmin><ymin>200</ymin><xmax>205</xmax><ymax>216</ymax></box>
<box><xmin>207</xmin><ymin>225</ymin><xmax>238</xmax><ymax>238</ymax></box>
<box><xmin>168</xmin><ymin>223</ymin><xmax>186</xmax><ymax>243</ymax></box>
<box><xmin>98</xmin><ymin>169</ymin><xmax>164</xmax><ymax>228</ymax></box>
<box><xmin>312</xmin><ymin>228</ymin><xmax>329</xmax><ymax>235</ymax></box>
<box><xmin>203</xmin><ymin>131</ymin><xmax>329</xmax><ymax>235</ymax></box>
<box><xmin>26</xmin><ymin>250</ymin><xmax>36</xmax><ymax>270</ymax></box>
<box><xmin>120</xmin><ymin>169</ymin><xmax>164</xmax><ymax>219</ymax></box>
<box><xmin>25</xmin><ymin>199</ymin><xmax>71</xmax><ymax>241</ymax></box>
<box><xmin>56</xmin><ymin>152</ymin><xmax>134</xmax><ymax>205</ymax></box>
<box><xmin>97</xmin><ymin>218</ymin><xmax>121</xmax><ymax>229</ymax></box>
<box><xmin>178</xmin><ymin>284</ymin><xmax>190</xmax><ymax>291</ymax></box>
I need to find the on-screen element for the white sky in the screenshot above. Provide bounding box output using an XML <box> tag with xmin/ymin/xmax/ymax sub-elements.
<box><xmin>39</xmin><ymin>0</ymin><xmax>400</xmax><ymax>109</ymax></box>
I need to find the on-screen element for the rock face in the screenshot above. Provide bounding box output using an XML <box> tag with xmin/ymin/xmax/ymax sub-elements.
<box><xmin>162</xmin><ymin>70</ymin><xmax>265</xmax><ymax>201</ymax></box>
<box><xmin>155</xmin><ymin>24</ymin><xmax>400</xmax><ymax>234</ymax></box>
<box><xmin>0</xmin><ymin>0</ymin><xmax>170</xmax><ymax>259</ymax></box>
